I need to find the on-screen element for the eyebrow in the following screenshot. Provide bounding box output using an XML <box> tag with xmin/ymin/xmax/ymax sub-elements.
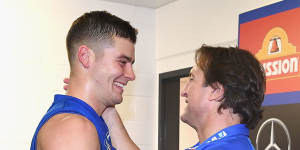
<box><xmin>119</xmin><ymin>55</ymin><xmax>135</xmax><ymax>64</ymax></box>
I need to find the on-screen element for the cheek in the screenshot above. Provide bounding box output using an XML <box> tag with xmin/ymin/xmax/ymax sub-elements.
<box><xmin>187</xmin><ymin>91</ymin><xmax>203</xmax><ymax>111</ymax></box>
<box><xmin>109</xmin><ymin>63</ymin><xmax>124</xmax><ymax>75</ymax></box>
<box><xmin>98</xmin><ymin>65</ymin><xmax>122</xmax><ymax>80</ymax></box>
<box><xmin>187</xmin><ymin>99</ymin><xmax>197</xmax><ymax>112</ymax></box>
<box><xmin>188</xmin><ymin>87</ymin><xmax>199</xmax><ymax>101</ymax></box>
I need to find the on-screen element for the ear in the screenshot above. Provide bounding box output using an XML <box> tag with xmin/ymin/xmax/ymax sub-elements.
<box><xmin>208</xmin><ymin>83</ymin><xmax>224</xmax><ymax>102</ymax></box>
<box><xmin>78</xmin><ymin>45</ymin><xmax>91</xmax><ymax>68</ymax></box>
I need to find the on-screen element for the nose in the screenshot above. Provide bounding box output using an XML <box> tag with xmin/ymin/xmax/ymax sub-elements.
<box><xmin>125</xmin><ymin>65</ymin><xmax>136</xmax><ymax>81</ymax></box>
<box><xmin>180</xmin><ymin>85</ymin><xmax>188</xmax><ymax>98</ymax></box>
<box><xmin>181</xmin><ymin>90</ymin><xmax>187</xmax><ymax>98</ymax></box>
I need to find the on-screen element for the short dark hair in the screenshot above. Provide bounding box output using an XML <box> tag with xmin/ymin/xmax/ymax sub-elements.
<box><xmin>195</xmin><ymin>45</ymin><xmax>266</xmax><ymax>129</ymax></box>
<box><xmin>66</xmin><ymin>11</ymin><xmax>138</xmax><ymax>66</ymax></box>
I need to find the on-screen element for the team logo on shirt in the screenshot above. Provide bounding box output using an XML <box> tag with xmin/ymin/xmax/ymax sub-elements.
<box><xmin>206</xmin><ymin>131</ymin><xmax>227</xmax><ymax>143</ymax></box>
<box><xmin>256</xmin><ymin>118</ymin><xmax>291</xmax><ymax>150</ymax></box>
<box><xmin>255</xmin><ymin>27</ymin><xmax>300</xmax><ymax>81</ymax></box>
<box><xmin>104</xmin><ymin>132</ymin><xmax>111</xmax><ymax>150</ymax></box>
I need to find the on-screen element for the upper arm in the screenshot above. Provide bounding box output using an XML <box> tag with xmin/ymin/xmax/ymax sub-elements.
<box><xmin>37</xmin><ymin>114</ymin><xmax>100</xmax><ymax>150</ymax></box>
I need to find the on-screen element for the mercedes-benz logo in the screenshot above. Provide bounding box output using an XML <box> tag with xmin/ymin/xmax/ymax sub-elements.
<box><xmin>256</xmin><ymin>118</ymin><xmax>291</xmax><ymax>150</ymax></box>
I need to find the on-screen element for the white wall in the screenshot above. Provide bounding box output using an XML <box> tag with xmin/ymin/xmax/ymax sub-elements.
<box><xmin>156</xmin><ymin>0</ymin><xmax>283</xmax><ymax>73</ymax></box>
<box><xmin>0</xmin><ymin>0</ymin><xmax>155</xmax><ymax>149</ymax></box>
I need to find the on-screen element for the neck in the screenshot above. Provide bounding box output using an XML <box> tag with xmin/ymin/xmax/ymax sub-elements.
<box><xmin>67</xmin><ymin>73</ymin><xmax>106</xmax><ymax>115</ymax></box>
<box><xmin>195</xmin><ymin>109</ymin><xmax>240</xmax><ymax>143</ymax></box>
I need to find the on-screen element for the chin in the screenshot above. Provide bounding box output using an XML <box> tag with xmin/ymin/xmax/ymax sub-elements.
<box><xmin>113</xmin><ymin>97</ymin><xmax>123</xmax><ymax>105</ymax></box>
<box><xmin>114</xmin><ymin>101</ymin><xmax>122</xmax><ymax>105</ymax></box>
<box><xmin>180</xmin><ymin>114</ymin><xmax>188</xmax><ymax>124</ymax></box>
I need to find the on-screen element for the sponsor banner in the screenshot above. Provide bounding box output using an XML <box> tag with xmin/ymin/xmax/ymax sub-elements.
<box><xmin>239</xmin><ymin>0</ymin><xmax>300</xmax><ymax>106</ymax></box>
<box><xmin>249</xmin><ymin>104</ymin><xmax>300</xmax><ymax>150</ymax></box>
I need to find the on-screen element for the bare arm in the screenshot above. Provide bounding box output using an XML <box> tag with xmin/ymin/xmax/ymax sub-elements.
<box><xmin>102</xmin><ymin>107</ymin><xmax>140</xmax><ymax>150</ymax></box>
<box><xmin>37</xmin><ymin>114</ymin><xmax>100</xmax><ymax>150</ymax></box>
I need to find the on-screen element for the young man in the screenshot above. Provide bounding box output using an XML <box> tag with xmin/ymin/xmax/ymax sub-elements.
<box><xmin>31</xmin><ymin>11</ymin><xmax>139</xmax><ymax>150</ymax></box>
<box><xmin>181</xmin><ymin>45</ymin><xmax>266</xmax><ymax>150</ymax></box>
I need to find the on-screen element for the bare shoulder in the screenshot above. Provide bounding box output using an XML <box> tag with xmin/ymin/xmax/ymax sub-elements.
<box><xmin>37</xmin><ymin>113</ymin><xmax>100</xmax><ymax>150</ymax></box>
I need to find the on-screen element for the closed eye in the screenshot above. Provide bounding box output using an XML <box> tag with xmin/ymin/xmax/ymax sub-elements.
<box><xmin>189</xmin><ymin>73</ymin><xmax>194</xmax><ymax>81</ymax></box>
<box><xmin>118</xmin><ymin>55</ymin><xmax>134</xmax><ymax>65</ymax></box>
<box><xmin>118</xmin><ymin>60</ymin><xmax>127</xmax><ymax>66</ymax></box>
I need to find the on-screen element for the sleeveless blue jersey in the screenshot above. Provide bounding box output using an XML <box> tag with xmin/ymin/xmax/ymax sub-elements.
<box><xmin>186</xmin><ymin>124</ymin><xmax>255</xmax><ymax>150</ymax></box>
<box><xmin>30</xmin><ymin>94</ymin><xmax>116</xmax><ymax>150</ymax></box>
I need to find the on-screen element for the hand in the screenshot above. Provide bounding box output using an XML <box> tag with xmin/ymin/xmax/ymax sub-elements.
<box><xmin>102</xmin><ymin>107</ymin><xmax>140</xmax><ymax>150</ymax></box>
<box><xmin>63</xmin><ymin>78</ymin><xmax>69</xmax><ymax>91</ymax></box>
<box><xmin>102</xmin><ymin>107</ymin><xmax>119</xmax><ymax>128</ymax></box>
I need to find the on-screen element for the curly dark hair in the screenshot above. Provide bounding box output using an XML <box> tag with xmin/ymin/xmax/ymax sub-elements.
<box><xmin>195</xmin><ymin>45</ymin><xmax>266</xmax><ymax>129</ymax></box>
<box><xmin>66</xmin><ymin>11</ymin><xmax>138</xmax><ymax>66</ymax></box>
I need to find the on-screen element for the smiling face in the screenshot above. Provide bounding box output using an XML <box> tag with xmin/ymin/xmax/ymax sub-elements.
<box><xmin>90</xmin><ymin>36</ymin><xmax>135</xmax><ymax>107</ymax></box>
<box><xmin>180</xmin><ymin>66</ymin><xmax>213</xmax><ymax>129</ymax></box>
